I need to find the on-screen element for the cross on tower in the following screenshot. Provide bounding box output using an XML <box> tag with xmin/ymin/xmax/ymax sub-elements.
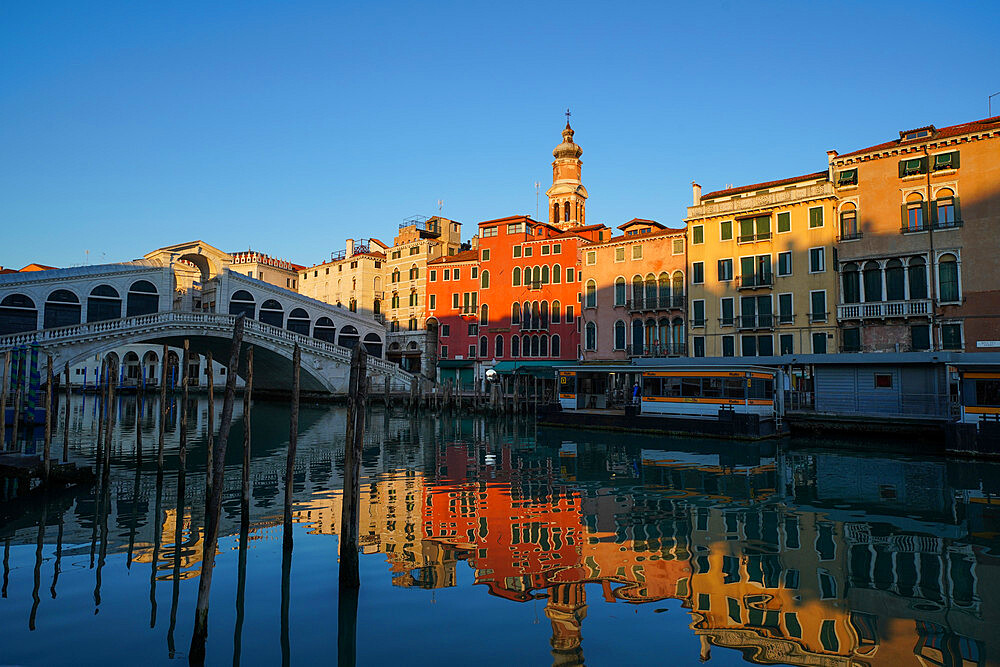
<box><xmin>565</xmin><ymin>108</ymin><xmax>571</xmax><ymax>124</ymax></box>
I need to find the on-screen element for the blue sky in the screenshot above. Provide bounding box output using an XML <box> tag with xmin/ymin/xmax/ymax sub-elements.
<box><xmin>2</xmin><ymin>1</ymin><xmax>998</xmax><ymax>269</ymax></box>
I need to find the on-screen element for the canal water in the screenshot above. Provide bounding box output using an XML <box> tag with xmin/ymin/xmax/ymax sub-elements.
<box><xmin>0</xmin><ymin>395</ymin><xmax>998</xmax><ymax>666</ymax></box>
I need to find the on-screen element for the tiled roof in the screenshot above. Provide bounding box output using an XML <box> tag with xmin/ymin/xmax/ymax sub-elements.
<box><xmin>477</xmin><ymin>214</ymin><xmax>534</xmax><ymax>226</ymax></box>
<box><xmin>838</xmin><ymin>115</ymin><xmax>1000</xmax><ymax>158</ymax></box>
<box><xmin>429</xmin><ymin>249</ymin><xmax>479</xmax><ymax>264</ymax></box>
<box><xmin>701</xmin><ymin>172</ymin><xmax>828</xmax><ymax>200</ymax></box>
<box><xmin>617</xmin><ymin>218</ymin><xmax>664</xmax><ymax>231</ymax></box>
<box><xmin>589</xmin><ymin>226</ymin><xmax>686</xmax><ymax>246</ymax></box>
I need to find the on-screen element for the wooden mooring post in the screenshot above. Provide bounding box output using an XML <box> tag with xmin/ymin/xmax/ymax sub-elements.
<box><xmin>339</xmin><ymin>345</ymin><xmax>367</xmax><ymax>590</ymax></box>
<box><xmin>0</xmin><ymin>350</ymin><xmax>10</xmax><ymax>450</ymax></box>
<box><xmin>204</xmin><ymin>351</ymin><xmax>214</xmax><ymax>505</ymax></box>
<box><xmin>43</xmin><ymin>355</ymin><xmax>52</xmax><ymax>481</ymax></box>
<box><xmin>157</xmin><ymin>343</ymin><xmax>168</xmax><ymax>469</ymax></box>
<box><xmin>189</xmin><ymin>317</ymin><xmax>244</xmax><ymax>665</ymax></box>
<box><xmin>242</xmin><ymin>347</ymin><xmax>254</xmax><ymax>526</ymax></box>
<box><xmin>284</xmin><ymin>345</ymin><xmax>300</xmax><ymax>552</ymax></box>
<box><xmin>63</xmin><ymin>362</ymin><xmax>70</xmax><ymax>462</ymax></box>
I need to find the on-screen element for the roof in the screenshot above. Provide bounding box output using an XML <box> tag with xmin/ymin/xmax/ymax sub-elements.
<box><xmin>701</xmin><ymin>172</ymin><xmax>828</xmax><ymax>200</ymax></box>
<box><xmin>838</xmin><ymin>115</ymin><xmax>1000</xmax><ymax>159</ymax></box>
<box><xmin>429</xmin><ymin>249</ymin><xmax>478</xmax><ymax>264</ymax></box>
<box><xmin>589</xmin><ymin>226</ymin><xmax>686</xmax><ymax>246</ymax></box>
<box><xmin>477</xmin><ymin>214</ymin><xmax>535</xmax><ymax>226</ymax></box>
<box><xmin>20</xmin><ymin>263</ymin><xmax>58</xmax><ymax>272</ymax></box>
<box><xmin>617</xmin><ymin>218</ymin><xmax>665</xmax><ymax>231</ymax></box>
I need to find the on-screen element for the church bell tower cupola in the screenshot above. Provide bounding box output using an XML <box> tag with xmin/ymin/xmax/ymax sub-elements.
<box><xmin>546</xmin><ymin>112</ymin><xmax>588</xmax><ymax>229</ymax></box>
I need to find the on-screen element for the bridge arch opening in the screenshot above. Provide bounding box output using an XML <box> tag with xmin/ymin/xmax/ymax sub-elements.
<box><xmin>363</xmin><ymin>333</ymin><xmax>383</xmax><ymax>358</ymax></box>
<box><xmin>177</xmin><ymin>253</ymin><xmax>214</xmax><ymax>283</ymax></box>
<box><xmin>44</xmin><ymin>289</ymin><xmax>81</xmax><ymax>328</ymax></box>
<box><xmin>123</xmin><ymin>351</ymin><xmax>141</xmax><ymax>382</ymax></box>
<box><xmin>314</xmin><ymin>317</ymin><xmax>336</xmax><ymax>343</ymax></box>
<box><xmin>0</xmin><ymin>294</ymin><xmax>37</xmax><ymax>334</ymax></box>
<box><xmin>88</xmin><ymin>285</ymin><xmax>122</xmax><ymax>322</ymax></box>
<box><xmin>287</xmin><ymin>308</ymin><xmax>310</xmax><ymax>336</ymax></box>
<box><xmin>127</xmin><ymin>280</ymin><xmax>159</xmax><ymax>316</ymax></box>
<box><xmin>259</xmin><ymin>299</ymin><xmax>284</xmax><ymax>327</ymax></box>
<box><xmin>141</xmin><ymin>350</ymin><xmax>159</xmax><ymax>383</ymax></box>
<box><xmin>165</xmin><ymin>351</ymin><xmax>180</xmax><ymax>388</ymax></box>
<box><xmin>338</xmin><ymin>325</ymin><xmax>359</xmax><ymax>349</ymax></box>
<box><xmin>229</xmin><ymin>290</ymin><xmax>256</xmax><ymax>319</ymax></box>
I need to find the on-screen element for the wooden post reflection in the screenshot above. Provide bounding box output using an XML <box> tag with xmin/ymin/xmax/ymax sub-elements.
<box><xmin>149</xmin><ymin>466</ymin><xmax>164</xmax><ymax>628</ymax></box>
<box><xmin>29</xmin><ymin>498</ymin><xmax>46</xmax><ymax>630</ymax></box>
<box><xmin>50</xmin><ymin>512</ymin><xmax>63</xmax><ymax>599</ymax></box>
<box><xmin>232</xmin><ymin>494</ymin><xmax>250</xmax><ymax>667</ymax></box>
<box><xmin>337</xmin><ymin>585</ymin><xmax>359</xmax><ymax>667</ymax></box>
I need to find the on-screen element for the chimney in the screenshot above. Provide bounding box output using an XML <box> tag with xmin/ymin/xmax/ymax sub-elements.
<box><xmin>346</xmin><ymin>238</ymin><xmax>355</xmax><ymax>257</ymax></box>
<box><xmin>826</xmin><ymin>150</ymin><xmax>839</xmax><ymax>180</ymax></box>
<box><xmin>692</xmin><ymin>182</ymin><xmax>702</xmax><ymax>206</ymax></box>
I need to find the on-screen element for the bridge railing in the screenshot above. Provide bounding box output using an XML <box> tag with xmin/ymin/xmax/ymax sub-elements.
<box><xmin>0</xmin><ymin>311</ymin><xmax>407</xmax><ymax>378</ymax></box>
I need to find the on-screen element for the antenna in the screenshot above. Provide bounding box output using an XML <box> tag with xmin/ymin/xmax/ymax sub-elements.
<box><xmin>534</xmin><ymin>181</ymin><xmax>540</xmax><ymax>220</ymax></box>
<box><xmin>565</xmin><ymin>108</ymin><xmax>571</xmax><ymax>124</ymax></box>
<box><xmin>990</xmin><ymin>91</ymin><xmax>1000</xmax><ymax>117</ymax></box>
<box><xmin>437</xmin><ymin>199</ymin><xmax>443</xmax><ymax>213</ymax></box>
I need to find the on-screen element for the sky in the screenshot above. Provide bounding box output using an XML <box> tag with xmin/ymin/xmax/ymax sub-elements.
<box><xmin>2</xmin><ymin>1</ymin><xmax>999</xmax><ymax>270</ymax></box>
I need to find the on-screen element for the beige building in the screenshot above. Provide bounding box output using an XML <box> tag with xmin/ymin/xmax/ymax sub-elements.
<box><xmin>297</xmin><ymin>238</ymin><xmax>388</xmax><ymax>318</ymax></box>
<box><xmin>684</xmin><ymin>175</ymin><xmax>840</xmax><ymax>357</ymax></box>
<box><xmin>228</xmin><ymin>250</ymin><xmax>302</xmax><ymax>291</ymax></box>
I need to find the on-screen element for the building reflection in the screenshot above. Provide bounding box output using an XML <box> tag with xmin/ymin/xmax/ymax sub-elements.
<box><xmin>286</xmin><ymin>437</ymin><xmax>999</xmax><ymax>666</ymax></box>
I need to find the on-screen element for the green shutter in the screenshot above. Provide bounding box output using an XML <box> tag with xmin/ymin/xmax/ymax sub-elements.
<box><xmin>953</xmin><ymin>196</ymin><xmax>962</xmax><ymax>222</ymax></box>
<box><xmin>951</xmin><ymin>151</ymin><xmax>960</xmax><ymax>168</ymax></box>
<box><xmin>777</xmin><ymin>212</ymin><xmax>790</xmax><ymax>233</ymax></box>
<box><xmin>898</xmin><ymin>160</ymin><xmax>907</xmax><ymax>177</ymax></box>
<box><xmin>921</xmin><ymin>202</ymin><xmax>929</xmax><ymax>227</ymax></box>
<box><xmin>901</xmin><ymin>203</ymin><xmax>908</xmax><ymax>229</ymax></box>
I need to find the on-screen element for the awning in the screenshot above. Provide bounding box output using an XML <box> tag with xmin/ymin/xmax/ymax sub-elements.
<box><xmin>491</xmin><ymin>361</ymin><xmax>562</xmax><ymax>378</ymax></box>
<box><xmin>437</xmin><ymin>359</ymin><xmax>475</xmax><ymax>369</ymax></box>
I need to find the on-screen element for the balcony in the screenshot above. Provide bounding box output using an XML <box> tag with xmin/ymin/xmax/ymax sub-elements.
<box><xmin>837</xmin><ymin>231</ymin><xmax>864</xmax><ymax>242</ymax></box>
<box><xmin>527</xmin><ymin>280</ymin><xmax>543</xmax><ymax>291</ymax></box>
<box><xmin>836</xmin><ymin>299</ymin><xmax>932</xmax><ymax>321</ymax></box>
<box><xmin>737</xmin><ymin>232</ymin><xmax>771</xmax><ymax>244</ymax></box>
<box><xmin>736</xmin><ymin>314</ymin><xmax>774</xmax><ymax>330</ymax></box>
<box><xmin>400</xmin><ymin>215</ymin><xmax>441</xmax><ymax>237</ymax></box>
<box><xmin>626</xmin><ymin>343</ymin><xmax>687</xmax><ymax>358</ymax></box>
<box><xmin>626</xmin><ymin>294</ymin><xmax>685</xmax><ymax>312</ymax></box>
<box><xmin>736</xmin><ymin>274</ymin><xmax>773</xmax><ymax>290</ymax></box>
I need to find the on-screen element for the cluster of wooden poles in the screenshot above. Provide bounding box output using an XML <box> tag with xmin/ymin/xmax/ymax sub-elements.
<box><xmin>380</xmin><ymin>373</ymin><xmax>553</xmax><ymax>417</ymax></box>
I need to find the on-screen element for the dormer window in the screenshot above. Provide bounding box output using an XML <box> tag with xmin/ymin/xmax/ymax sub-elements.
<box><xmin>901</xmin><ymin>126</ymin><xmax>935</xmax><ymax>141</ymax></box>
<box><xmin>837</xmin><ymin>168</ymin><xmax>858</xmax><ymax>187</ymax></box>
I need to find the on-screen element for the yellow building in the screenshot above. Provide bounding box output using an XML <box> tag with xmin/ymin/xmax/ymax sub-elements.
<box><xmin>684</xmin><ymin>175</ymin><xmax>839</xmax><ymax>357</ymax></box>
<box><xmin>228</xmin><ymin>250</ymin><xmax>302</xmax><ymax>291</ymax></box>
<box><xmin>297</xmin><ymin>238</ymin><xmax>388</xmax><ymax>317</ymax></box>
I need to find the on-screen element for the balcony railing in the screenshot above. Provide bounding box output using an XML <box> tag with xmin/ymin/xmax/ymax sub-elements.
<box><xmin>736</xmin><ymin>314</ymin><xmax>774</xmax><ymax>330</ymax></box>
<box><xmin>837</xmin><ymin>299</ymin><xmax>932</xmax><ymax>320</ymax></box>
<box><xmin>400</xmin><ymin>215</ymin><xmax>441</xmax><ymax>236</ymax></box>
<box><xmin>625</xmin><ymin>343</ymin><xmax>687</xmax><ymax>358</ymax></box>
<box><xmin>737</xmin><ymin>232</ymin><xmax>772</xmax><ymax>244</ymax></box>
<box><xmin>527</xmin><ymin>280</ymin><xmax>543</xmax><ymax>290</ymax></box>
<box><xmin>736</xmin><ymin>274</ymin><xmax>773</xmax><ymax>289</ymax></box>
<box><xmin>838</xmin><ymin>231</ymin><xmax>864</xmax><ymax>242</ymax></box>
<box><xmin>626</xmin><ymin>294</ymin><xmax>685</xmax><ymax>312</ymax></box>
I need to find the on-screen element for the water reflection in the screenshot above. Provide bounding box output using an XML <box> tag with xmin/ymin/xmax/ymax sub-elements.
<box><xmin>0</xmin><ymin>394</ymin><xmax>998</xmax><ymax>666</ymax></box>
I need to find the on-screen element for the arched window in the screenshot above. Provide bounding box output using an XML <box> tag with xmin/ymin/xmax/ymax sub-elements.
<box><xmin>886</xmin><ymin>259</ymin><xmax>905</xmax><ymax>301</ymax></box>
<box><xmin>391</xmin><ymin>268</ymin><xmax>400</xmax><ymax>283</ymax></box>
<box><xmin>614</xmin><ymin>320</ymin><xmax>626</xmax><ymax>350</ymax></box>
<box><xmin>391</xmin><ymin>293</ymin><xmax>400</xmax><ymax>309</ymax></box>
<box><xmin>338</xmin><ymin>325</ymin><xmax>360</xmax><ymax>349</ymax></box>
<box><xmin>511</xmin><ymin>335</ymin><xmax>520</xmax><ymax>357</ymax></box>
<box><xmin>522</xmin><ymin>334</ymin><xmax>531</xmax><ymax>357</ymax></box>
<box><xmin>532</xmin><ymin>302</ymin><xmax>540</xmax><ymax>330</ymax></box>
<box><xmin>939</xmin><ymin>254</ymin><xmax>959</xmax><ymax>302</ymax></box>
<box><xmin>645</xmin><ymin>274</ymin><xmax>656</xmax><ymax>305</ymax></box>
<box><xmin>540</xmin><ymin>301</ymin><xmax>549</xmax><ymax>329</ymax></box>
<box><xmin>511</xmin><ymin>302</ymin><xmax>521</xmax><ymax>325</ymax></box>
<box><xmin>540</xmin><ymin>335</ymin><xmax>548</xmax><ymax>357</ymax></box>
<box><xmin>552</xmin><ymin>264</ymin><xmax>561</xmax><ymax>284</ymax></box>
<box><xmin>123</xmin><ymin>351</ymin><xmax>141</xmax><ymax>381</ymax></box>
<box><xmin>672</xmin><ymin>272</ymin><xmax>684</xmax><ymax>298</ymax></box>
<box><xmin>0</xmin><ymin>294</ymin><xmax>37</xmax><ymax>334</ymax></box>
<box><xmin>909</xmin><ymin>256</ymin><xmax>928</xmax><ymax>299</ymax></box>
<box><xmin>44</xmin><ymin>290</ymin><xmax>81</xmax><ymax>329</ymax></box>
<box><xmin>373</xmin><ymin>299</ymin><xmax>381</xmax><ymax>314</ymax></box>
<box><xmin>671</xmin><ymin>318</ymin><xmax>685</xmax><ymax>353</ymax></box>
<box><xmin>614</xmin><ymin>277</ymin><xmax>626</xmax><ymax>306</ymax></box>
<box><xmin>479</xmin><ymin>336</ymin><xmax>488</xmax><ymax>358</ymax></box>
<box><xmin>229</xmin><ymin>290</ymin><xmax>256</xmax><ymax>319</ymax></box>
<box><xmin>409</xmin><ymin>290</ymin><xmax>418</xmax><ymax>307</ymax></box>
<box><xmin>349</xmin><ymin>298</ymin><xmax>357</xmax><ymax>312</ymax></box>
<box><xmin>523</xmin><ymin>301</ymin><xmax>532</xmax><ymax>329</ymax></box>
<box><xmin>631</xmin><ymin>319</ymin><xmax>644</xmax><ymax>353</ymax></box>
<box><xmin>259</xmin><ymin>299</ymin><xmax>284</xmax><ymax>327</ymax></box>
<box><xmin>495</xmin><ymin>335</ymin><xmax>504</xmax><ymax>358</ymax></box>
<box><xmin>863</xmin><ymin>261</ymin><xmax>882</xmax><ymax>302</ymax></box>
<box><xmin>585</xmin><ymin>280</ymin><xmax>597</xmax><ymax>308</ymax></box>
<box><xmin>513</xmin><ymin>267</ymin><xmax>521</xmax><ymax>287</ymax></box>
<box><xmin>531</xmin><ymin>335</ymin><xmax>540</xmax><ymax>357</ymax></box>
<box><xmin>287</xmin><ymin>308</ymin><xmax>310</xmax><ymax>336</ymax></box>
<box><xmin>551</xmin><ymin>334</ymin><xmax>561</xmax><ymax>357</ymax></box>
<box><xmin>480</xmin><ymin>303</ymin><xmax>489</xmax><ymax>326</ymax></box>
<box><xmin>934</xmin><ymin>188</ymin><xmax>960</xmax><ymax>228</ymax></box>
<box><xmin>541</xmin><ymin>265</ymin><xmax>549</xmax><ymax>284</ymax></box>
<box><xmin>87</xmin><ymin>285</ymin><xmax>121</xmax><ymax>322</ymax></box>
<box><xmin>126</xmin><ymin>280</ymin><xmax>159</xmax><ymax>316</ymax></box>
<box><xmin>632</xmin><ymin>275</ymin><xmax>643</xmax><ymax>306</ymax></box>
<box><xmin>533</xmin><ymin>266</ymin><xmax>542</xmax><ymax>285</ymax></box>
<box><xmin>553</xmin><ymin>202</ymin><xmax>560</xmax><ymax>222</ymax></box>
<box><xmin>842</xmin><ymin>263</ymin><xmax>860</xmax><ymax>304</ymax></box>
<box><xmin>658</xmin><ymin>273</ymin><xmax>670</xmax><ymax>305</ymax></box>
<box><xmin>409</xmin><ymin>264</ymin><xmax>418</xmax><ymax>280</ymax></box>
<box><xmin>840</xmin><ymin>202</ymin><xmax>859</xmax><ymax>239</ymax></box>
<box><xmin>314</xmin><ymin>317</ymin><xmax>336</xmax><ymax>343</ymax></box>
<box><xmin>585</xmin><ymin>322</ymin><xmax>597</xmax><ymax>350</ymax></box>
<box><xmin>363</xmin><ymin>333</ymin><xmax>383</xmax><ymax>358</ymax></box>
<box><xmin>552</xmin><ymin>300</ymin><xmax>561</xmax><ymax>324</ymax></box>
<box><xmin>481</xmin><ymin>270</ymin><xmax>490</xmax><ymax>289</ymax></box>
<box><xmin>564</xmin><ymin>202</ymin><xmax>570</xmax><ymax>222</ymax></box>
<box><xmin>657</xmin><ymin>318</ymin><xmax>670</xmax><ymax>352</ymax></box>
<box><xmin>905</xmin><ymin>192</ymin><xmax>926</xmax><ymax>231</ymax></box>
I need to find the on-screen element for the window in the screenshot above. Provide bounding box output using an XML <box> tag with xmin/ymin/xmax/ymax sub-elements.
<box><xmin>820</xmin><ymin>619</ymin><xmax>840</xmax><ymax>652</ymax></box>
<box><xmin>942</xmin><ymin>323</ymin><xmax>962</xmax><ymax>350</ymax></box>
<box><xmin>808</xmin><ymin>206</ymin><xmax>824</xmax><ymax>228</ymax></box>
<box><xmin>911</xmin><ymin>324</ymin><xmax>931</xmax><ymax>351</ymax></box>
<box><xmin>939</xmin><ymin>254</ymin><xmax>959</xmax><ymax>302</ymax></box>
<box><xmin>740</xmin><ymin>255</ymin><xmax>772</xmax><ymax>287</ymax></box>
<box><xmin>777</xmin><ymin>212</ymin><xmax>790</xmax><ymax>233</ymax></box>
<box><xmin>482</xmin><ymin>249</ymin><xmax>490</xmax><ymax>261</ymax></box>
<box><xmin>740</xmin><ymin>295</ymin><xmax>773</xmax><ymax>330</ymax></box>
<box><xmin>777</xmin><ymin>251</ymin><xmax>792</xmax><ymax>276</ymax></box>
<box><xmin>409</xmin><ymin>291</ymin><xmax>418</xmax><ymax>306</ymax></box>
<box><xmin>495</xmin><ymin>335</ymin><xmax>504</xmax><ymax>357</ymax></box>
<box><xmin>809</xmin><ymin>247</ymin><xmax>825</xmax><ymax>273</ymax></box>
<box><xmin>513</xmin><ymin>246</ymin><xmax>522</xmax><ymax>258</ymax></box>
<box><xmin>720</xmin><ymin>297</ymin><xmax>734</xmax><ymax>326</ymax></box>
<box><xmin>739</xmin><ymin>215</ymin><xmax>771</xmax><ymax>242</ymax></box>
<box><xmin>552</xmin><ymin>300</ymin><xmax>561</xmax><ymax>323</ymax></box>
<box><xmin>541</xmin><ymin>245</ymin><xmax>550</xmax><ymax>256</ymax></box>
<box><xmin>614</xmin><ymin>320</ymin><xmax>626</xmax><ymax>349</ymax></box>
<box><xmin>672</xmin><ymin>238</ymin><xmax>684</xmax><ymax>254</ymax></box>
<box><xmin>614</xmin><ymin>247</ymin><xmax>625</xmax><ymax>262</ymax></box>
<box><xmin>507</xmin><ymin>222</ymin><xmax>524</xmax><ymax>234</ymax></box>
<box><xmin>523</xmin><ymin>246</ymin><xmax>533</xmax><ymax>257</ymax></box>
<box><xmin>614</xmin><ymin>277</ymin><xmax>626</xmax><ymax>306</ymax></box>
<box><xmin>693</xmin><ymin>336</ymin><xmax>705</xmax><ymax>357</ymax></box>
<box><xmin>585</xmin><ymin>322</ymin><xmax>597</xmax><ymax>350</ymax></box>
<box><xmin>692</xmin><ymin>300</ymin><xmax>705</xmax><ymax>327</ymax></box>
<box><xmin>810</xmin><ymin>291</ymin><xmax>827</xmax><ymax>322</ymax></box>
<box><xmin>585</xmin><ymin>251</ymin><xmax>596</xmax><ymax>266</ymax></box>
<box><xmin>875</xmin><ymin>372</ymin><xmax>892</xmax><ymax>388</ymax></box>
<box><xmin>840</xmin><ymin>206</ymin><xmax>859</xmax><ymax>240</ymax></box>
<box><xmin>720</xmin><ymin>220</ymin><xmax>733</xmax><ymax>241</ymax></box>
<box><xmin>480</xmin><ymin>303</ymin><xmax>489</xmax><ymax>326</ymax></box>
<box><xmin>933</xmin><ymin>150</ymin><xmax>959</xmax><ymax>171</ymax></box>
<box><xmin>585</xmin><ymin>280</ymin><xmax>597</xmax><ymax>308</ymax></box>
<box><xmin>481</xmin><ymin>225</ymin><xmax>498</xmax><ymax>238</ymax></box>
<box><xmin>692</xmin><ymin>225</ymin><xmax>704</xmax><ymax>244</ymax></box>
<box><xmin>692</xmin><ymin>262</ymin><xmax>704</xmax><ymax>284</ymax></box>
<box><xmin>470</xmin><ymin>266</ymin><xmax>477</xmax><ymax>279</ymax></box>
<box><xmin>812</xmin><ymin>331</ymin><xmax>827</xmax><ymax>353</ymax></box>
<box><xmin>429</xmin><ymin>294</ymin><xmax>436</xmax><ymax>310</ymax></box>
<box><xmin>717</xmin><ymin>258</ymin><xmax>733</xmax><ymax>282</ymax></box>
<box><xmin>454</xmin><ymin>268</ymin><xmax>461</xmax><ymax>280</ymax></box>
<box><xmin>481</xmin><ymin>270</ymin><xmax>490</xmax><ymax>289</ymax></box>
<box><xmin>778</xmin><ymin>293</ymin><xmax>793</xmax><ymax>324</ymax></box>
<box><xmin>440</xmin><ymin>345</ymin><xmax>448</xmax><ymax>358</ymax></box>
<box><xmin>452</xmin><ymin>293</ymin><xmax>459</xmax><ymax>309</ymax></box>
<box><xmin>904</xmin><ymin>195</ymin><xmax>928</xmax><ymax>232</ymax></box>
<box><xmin>631</xmin><ymin>245</ymin><xmax>642</xmax><ymax>260</ymax></box>
<box><xmin>934</xmin><ymin>194</ymin><xmax>960</xmax><ymax>228</ymax></box>
<box><xmin>565</xmin><ymin>305</ymin><xmax>574</xmax><ymax>323</ymax></box>
<box><xmin>429</xmin><ymin>269</ymin><xmax>437</xmax><ymax>282</ymax></box>
<box><xmin>837</xmin><ymin>168</ymin><xmax>858</xmax><ymax>186</ymax></box>
<box><xmin>566</xmin><ymin>267</ymin><xmax>574</xmax><ymax>283</ymax></box>
<box><xmin>779</xmin><ymin>333</ymin><xmax>793</xmax><ymax>355</ymax></box>
<box><xmin>899</xmin><ymin>156</ymin><xmax>928</xmax><ymax>177</ymax></box>
<box><xmin>722</xmin><ymin>335</ymin><xmax>735</xmax><ymax>357</ymax></box>
<box><xmin>842</xmin><ymin>327</ymin><xmax>861</xmax><ymax>352</ymax></box>
<box><xmin>553</xmin><ymin>243</ymin><xmax>562</xmax><ymax>254</ymax></box>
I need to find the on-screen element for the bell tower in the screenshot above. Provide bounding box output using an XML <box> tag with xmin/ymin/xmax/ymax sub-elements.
<box><xmin>546</xmin><ymin>111</ymin><xmax>588</xmax><ymax>229</ymax></box>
